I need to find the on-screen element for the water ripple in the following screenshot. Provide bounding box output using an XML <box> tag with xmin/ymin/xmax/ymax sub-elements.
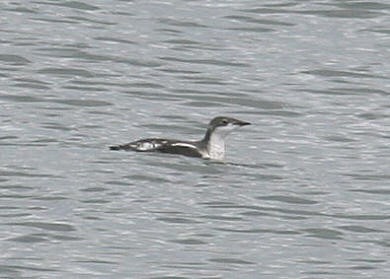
<box><xmin>256</xmin><ymin>195</ymin><xmax>318</xmax><ymax>205</ymax></box>
<box><xmin>36</xmin><ymin>0</ymin><xmax>100</xmax><ymax>11</ymax></box>
<box><xmin>303</xmin><ymin>228</ymin><xmax>344</xmax><ymax>240</ymax></box>
<box><xmin>7</xmin><ymin>221</ymin><xmax>76</xmax><ymax>232</ymax></box>
<box><xmin>0</xmin><ymin>54</ymin><xmax>31</xmax><ymax>65</ymax></box>
<box><xmin>1</xmin><ymin>0</ymin><xmax>389</xmax><ymax>277</ymax></box>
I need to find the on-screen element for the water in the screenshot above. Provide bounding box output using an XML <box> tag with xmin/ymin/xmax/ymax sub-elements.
<box><xmin>1</xmin><ymin>0</ymin><xmax>389</xmax><ymax>278</ymax></box>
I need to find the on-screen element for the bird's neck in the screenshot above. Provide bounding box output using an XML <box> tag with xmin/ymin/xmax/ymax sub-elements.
<box><xmin>205</xmin><ymin>129</ymin><xmax>226</xmax><ymax>160</ymax></box>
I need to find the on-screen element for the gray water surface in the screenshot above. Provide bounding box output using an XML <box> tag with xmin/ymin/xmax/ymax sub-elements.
<box><xmin>1</xmin><ymin>1</ymin><xmax>389</xmax><ymax>278</ymax></box>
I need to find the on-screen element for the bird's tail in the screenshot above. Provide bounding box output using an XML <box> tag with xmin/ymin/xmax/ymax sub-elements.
<box><xmin>109</xmin><ymin>145</ymin><xmax>121</xmax><ymax>151</ymax></box>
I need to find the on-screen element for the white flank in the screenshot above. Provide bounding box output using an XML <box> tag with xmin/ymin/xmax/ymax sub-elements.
<box><xmin>171</xmin><ymin>142</ymin><xmax>197</xmax><ymax>149</ymax></box>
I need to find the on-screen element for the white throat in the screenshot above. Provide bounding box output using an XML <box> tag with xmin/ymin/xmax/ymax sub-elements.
<box><xmin>208</xmin><ymin>133</ymin><xmax>226</xmax><ymax>160</ymax></box>
<box><xmin>207</xmin><ymin>124</ymin><xmax>237</xmax><ymax>160</ymax></box>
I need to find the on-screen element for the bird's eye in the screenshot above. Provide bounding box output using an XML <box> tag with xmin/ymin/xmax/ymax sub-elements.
<box><xmin>221</xmin><ymin>119</ymin><xmax>228</xmax><ymax>124</ymax></box>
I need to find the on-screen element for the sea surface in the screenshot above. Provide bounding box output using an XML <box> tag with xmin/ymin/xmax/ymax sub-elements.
<box><xmin>0</xmin><ymin>1</ymin><xmax>389</xmax><ymax>278</ymax></box>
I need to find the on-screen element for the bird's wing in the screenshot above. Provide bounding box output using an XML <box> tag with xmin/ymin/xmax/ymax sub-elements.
<box><xmin>110</xmin><ymin>138</ymin><xmax>167</xmax><ymax>151</ymax></box>
<box><xmin>157</xmin><ymin>141</ymin><xmax>203</xmax><ymax>157</ymax></box>
<box><xmin>110</xmin><ymin>139</ymin><xmax>203</xmax><ymax>157</ymax></box>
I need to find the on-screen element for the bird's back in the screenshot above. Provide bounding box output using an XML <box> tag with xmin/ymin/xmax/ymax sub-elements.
<box><xmin>109</xmin><ymin>138</ymin><xmax>204</xmax><ymax>158</ymax></box>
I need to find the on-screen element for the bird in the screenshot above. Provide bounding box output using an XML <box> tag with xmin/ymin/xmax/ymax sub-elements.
<box><xmin>109</xmin><ymin>116</ymin><xmax>250</xmax><ymax>160</ymax></box>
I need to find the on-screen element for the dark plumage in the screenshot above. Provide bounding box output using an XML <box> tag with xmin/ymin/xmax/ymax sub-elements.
<box><xmin>109</xmin><ymin>116</ymin><xmax>250</xmax><ymax>160</ymax></box>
